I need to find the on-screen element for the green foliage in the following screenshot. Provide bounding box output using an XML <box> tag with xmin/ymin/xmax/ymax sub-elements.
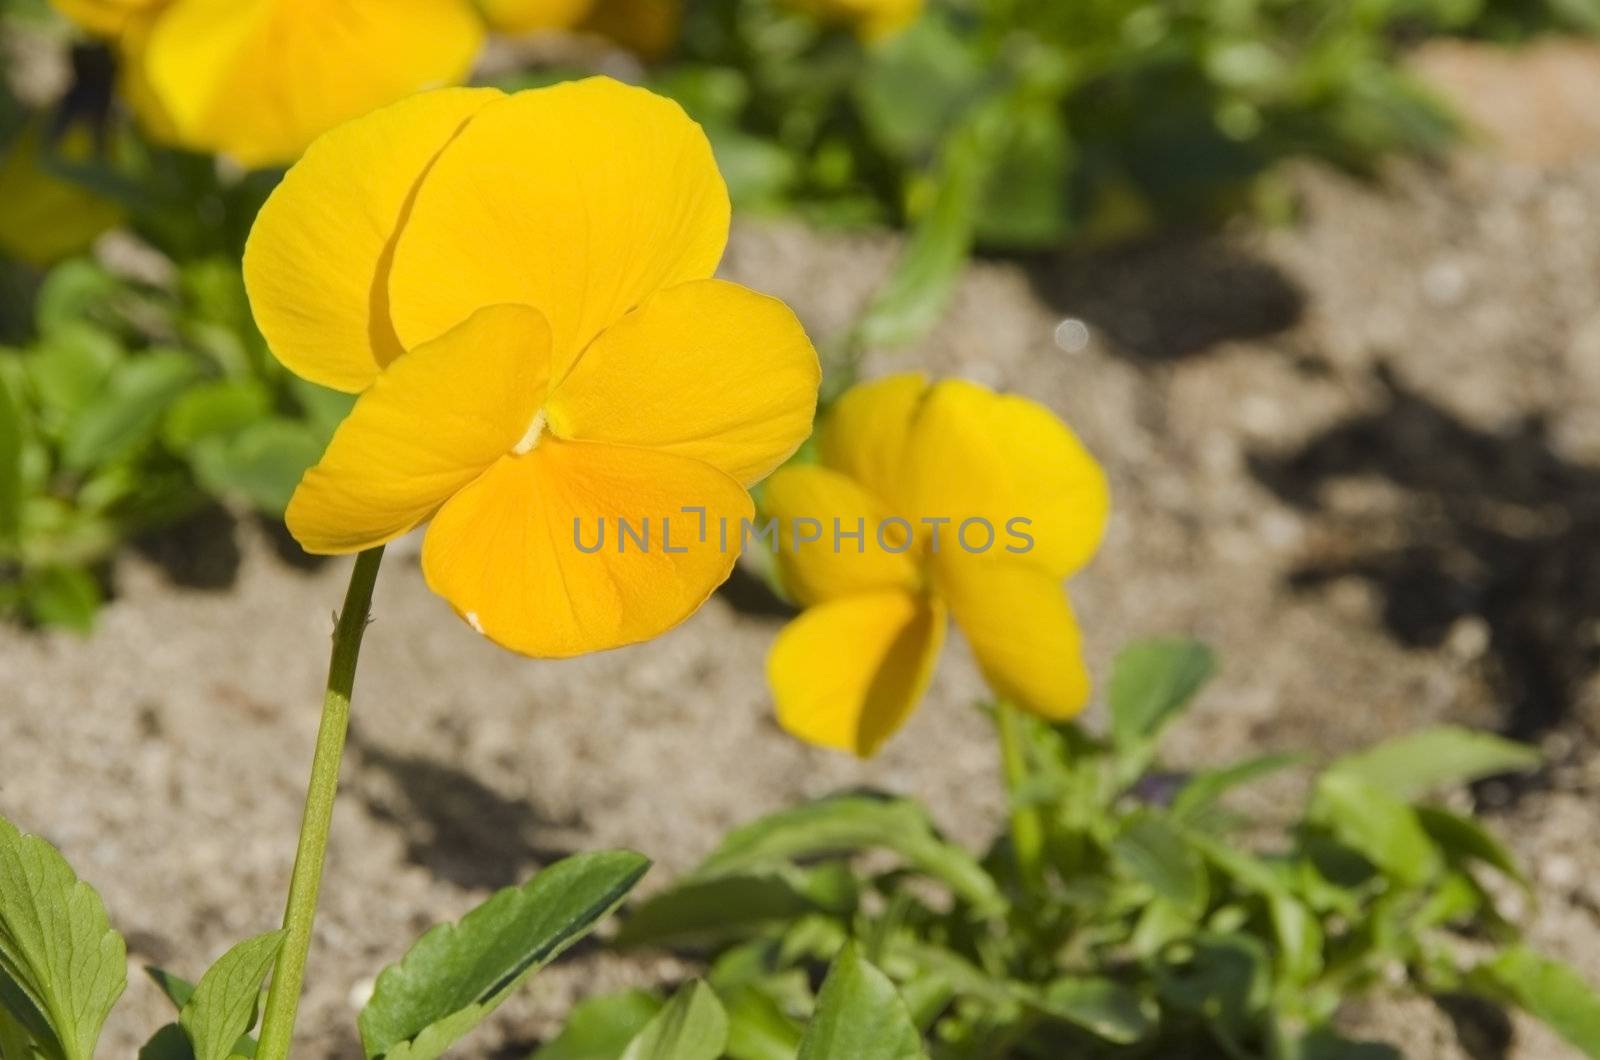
<box><xmin>620</xmin><ymin>981</ymin><xmax>728</xmax><ymax>1060</ymax></box>
<box><xmin>544</xmin><ymin>640</ymin><xmax>1600</xmax><ymax>1059</ymax></box>
<box><xmin>0</xmin><ymin>256</ymin><xmax>350</xmax><ymax>631</ymax></box>
<box><xmin>0</xmin><ymin>819</ymin><xmax>126</xmax><ymax>1060</ymax></box>
<box><xmin>358</xmin><ymin>851</ymin><xmax>651</xmax><ymax>1060</ymax></box>
<box><xmin>178</xmin><ymin>931</ymin><xmax>284</xmax><ymax>1060</ymax></box>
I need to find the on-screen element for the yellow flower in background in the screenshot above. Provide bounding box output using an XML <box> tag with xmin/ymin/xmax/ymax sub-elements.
<box><xmin>477</xmin><ymin>0</ymin><xmax>596</xmax><ymax>34</ymax></box>
<box><xmin>54</xmin><ymin>0</ymin><xmax>484</xmax><ymax>168</ymax></box>
<box><xmin>0</xmin><ymin>126</ymin><xmax>123</xmax><ymax>268</ymax></box>
<box><xmin>243</xmin><ymin>78</ymin><xmax>820</xmax><ymax>657</ymax></box>
<box><xmin>479</xmin><ymin>0</ymin><xmax>682</xmax><ymax>59</ymax></box>
<box><xmin>788</xmin><ymin>0</ymin><xmax>922</xmax><ymax>40</ymax></box>
<box><xmin>764</xmin><ymin>374</ymin><xmax>1109</xmax><ymax>757</ymax></box>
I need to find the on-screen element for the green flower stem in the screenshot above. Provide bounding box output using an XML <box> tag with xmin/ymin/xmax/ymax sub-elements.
<box><xmin>257</xmin><ymin>546</ymin><xmax>385</xmax><ymax>1060</ymax></box>
<box><xmin>995</xmin><ymin>700</ymin><xmax>1045</xmax><ymax>893</ymax></box>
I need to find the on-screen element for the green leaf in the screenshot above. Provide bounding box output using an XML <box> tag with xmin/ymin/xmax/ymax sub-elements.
<box><xmin>1036</xmin><ymin>977</ymin><xmax>1155</xmax><ymax>1045</ymax></box>
<box><xmin>1414</xmin><ymin>806</ymin><xmax>1527</xmax><ymax>888</ymax></box>
<box><xmin>1325</xmin><ymin>726</ymin><xmax>1539</xmax><ymax>800</ymax></box>
<box><xmin>722</xmin><ymin>984</ymin><xmax>804</xmax><ymax>1060</ymax></box>
<box><xmin>138</xmin><ymin>1024</ymin><xmax>196</xmax><ymax>1060</ymax></box>
<box><xmin>532</xmin><ymin>990</ymin><xmax>664</xmax><ymax>1060</ymax></box>
<box><xmin>359</xmin><ymin>851</ymin><xmax>650</xmax><ymax>1060</ymax></box>
<box><xmin>178</xmin><ymin>930</ymin><xmax>284</xmax><ymax>1060</ymax></box>
<box><xmin>25</xmin><ymin>324</ymin><xmax>120</xmax><ymax>419</ymax></box>
<box><xmin>1171</xmin><ymin>753</ymin><xmax>1306</xmax><ymax>825</ymax></box>
<box><xmin>618</xmin><ymin>873</ymin><xmax>827</xmax><ymax>950</ymax></box>
<box><xmin>0</xmin><ymin>370</ymin><xmax>22</xmax><ymax>549</ymax></box>
<box><xmin>1109</xmin><ymin>639</ymin><xmax>1216</xmax><ymax>754</ymax></box>
<box><xmin>0</xmin><ymin>817</ymin><xmax>127</xmax><ymax>1060</ymax></box>
<box><xmin>1309</xmin><ymin>773</ymin><xmax>1441</xmax><ymax>886</ymax></box>
<box><xmin>161</xmin><ymin>380</ymin><xmax>271</xmax><ymax>451</ymax></box>
<box><xmin>855</xmin><ymin>12</ymin><xmax>986</xmax><ymax>161</ymax></box>
<box><xmin>619</xmin><ymin>981</ymin><xmax>727</xmax><ymax>1060</ymax></box>
<box><xmin>144</xmin><ymin>967</ymin><xmax>197</xmax><ymax>1012</ymax></box>
<box><xmin>1476</xmin><ymin>947</ymin><xmax>1600</xmax><ymax>1058</ymax></box>
<box><xmin>693</xmin><ymin>796</ymin><xmax>1000</xmax><ymax>916</ymax></box>
<box><xmin>1111</xmin><ymin>813</ymin><xmax>1208</xmax><ymax>919</ymax></box>
<box><xmin>22</xmin><ymin>566</ymin><xmax>100</xmax><ymax>633</ymax></box>
<box><xmin>61</xmin><ymin>350</ymin><xmax>197</xmax><ymax>470</ymax></box>
<box><xmin>188</xmin><ymin>419</ymin><xmax>323</xmax><ymax>515</ymax></box>
<box><xmin>798</xmin><ymin>944</ymin><xmax>922</xmax><ymax>1060</ymax></box>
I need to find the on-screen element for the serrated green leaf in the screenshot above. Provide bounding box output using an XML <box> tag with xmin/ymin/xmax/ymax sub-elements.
<box><xmin>188</xmin><ymin>419</ymin><xmax>322</xmax><ymax>515</ymax></box>
<box><xmin>1111</xmin><ymin>813</ymin><xmax>1208</xmax><ymax>919</ymax></box>
<box><xmin>1325</xmin><ymin>726</ymin><xmax>1539</xmax><ymax>800</ymax></box>
<box><xmin>693</xmin><ymin>796</ymin><xmax>1000</xmax><ymax>916</ymax></box>
<box><xmin>359</xmin><ymin>851</ymin><xmax>649</xmax><ymax>1060</ymax></box>
<box><xmin>25</xmin><ymin>325</ymin><xmax>120</xmax><ymax>419</ymax></box>
<box><xmin>179</xmin><ymin>930</ymin><xmax>284</xmax><ymax>1060</ymax></box>
<box><xmin>1109</xmin><ymin>639</ymin><xmax>1216</xmax><ymax>754</ymax></box>
<box><xmin>531</xmin><ymin>990</ymin><xmax>663</xmax><ymax>1060</ymax></box>
<box><xmin>0</xmin><ymin>817</ymin><xmax>126</xmax><ymax>1060</ymax></box>
<box><xmin>21</xmin><ymin>566</ymin><xmax>100</xmax><ymax>633</ymax></box>
<box><xmin>161</xmin><ymin>380</ymin><xmax>271</xmax><ymax>451</ymax></box>
<box><xmin>619</xmin><ymin>981</ymin><xmax>727</xmax><ymax>1060</ymax></box>
<box><xmin>797</xmin><ymin>944</ymin><xmax>922</xmax><ymax>1060</ymax></box>
<box><xmin>1036</xmin><ymin>977</ymin><xmax>1155</xmax><ymax>1044</ymax></box>
<box><xmin>1476</xmin><ymin>947</ymin><xmax>1600</xmax><ymax>1058</ymax></box>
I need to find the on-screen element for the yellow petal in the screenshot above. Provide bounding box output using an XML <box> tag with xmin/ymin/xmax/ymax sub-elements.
<box><xmin>768</xmin><ymin>590</ymin><xmax>945</xmax><ymax>757</ymax></box>
<box><xmin>902</xmin><ymin>379</ymin><xmax>1109</xmax><ymax>577</ymax></box>
<box><xmin>759</xmin><ymin>465</ymin><xmax>918</xmax><ymax>608</ymax></box>
<box><xmin>140</xmin><ymin>0</ymin><xmax>485</xmax><ymax>168</ymax></box>
<box><xmin>479</xmin><ymin>0</ymin><xmax>596</xmax><ymax>33</ymax></box>
<box><xmin>421</xmin><ymin>439</ymin><xmax>753</xmax><ymax>658</ymax></box>
<box><xmin>787</xmin><ymin>0</ymin><xmax>923</xmax><ymax>39</ymax></box>
<box><xmin>50</xmin><ymin>0</ymin><xmax>159</xmax><ymax>36</ymax></box>
<box><xmin>387</xmin><ymin>77</ymin><xmax>729</xmax><ymax>378</ymax></box>
<box><xmin>286</xmin><ymin>304</ymin><xmax>552</xmax><ymax>554</ymax></box>
<box><xmin>244</xmin><ymin>87</ymin><xmax>501</xmax><ymax>393</ymax></box>
<box><xmin>816</xmin><ymin>372</ymin><xmax>926</xmax><ymax>509</ymax></box>
<box><xmin>579</xmin><ymin>0</ymin><xmax>683</xmax><ymax>59</ymax></box>
<box><xmin>935</xmin><ymin>555</ymin><xmax>1090</xmax><ymax>720</ymax></box>
<box><xmin>546</xmin><ymin>280</ymin><xmax>818</xmax><ymax>487</ymax></box>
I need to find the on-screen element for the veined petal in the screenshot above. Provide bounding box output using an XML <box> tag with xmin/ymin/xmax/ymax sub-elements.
<box><xmin>286</xmin><ymin>305</ymin><xmax>552</xmax><ymax>554</ymax></box>
<box><xmin>387</xmin><ymin>77</ymin><xmax>730</xmax><ymax>378</ymax></box>
<box><xmin>546</xmin><ymin>280</ymin><xmax>819</xmax><ymax>486</ymax></box>
<box><xmin>935</xmin><ymin>555</ymin><xmax>1090</xmax><ymax>720</ymax></box>
<box><xmin>768</xmin><ymin>590</ymin><xmax>945</xmax><ymax>757</ymax></box>
<box><xmin>903</xmin><ymin>379</ymin><xmax>1108</xmax><ymax>577</ymax></box>
<box><xmin>244</xmin><ymin>87</ymin><xmax>501</xmax><ymax>393</ymax></box>
<box><xmin>422</xmin><ymin>439</ymin><xmax>752</xmax><ymax>658</ymax></box>
<box><xmin>760</xmin><ymin>465</ymin><xmax>917</xmax><ymax>607</ymax></box>
<box><xmin>816</xmin><ymin>372</ymin><xmax>926</xmax><ymax>510</ymax></box>
<box><xmin>479</xmin><ymin>0</ymin><xmax>596</xmax><ymax>33</ymax></box>
<box><xmin>141</xmin><ymin>0</ymin><xmax>485</xmax><ymax>168</ymax></box>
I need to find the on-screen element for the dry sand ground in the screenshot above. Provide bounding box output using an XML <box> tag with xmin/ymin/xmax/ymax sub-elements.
<box><xmin>11</xmin><ymin>53</ymin><xmax>1600</xmax><ymax>1059</ymax></box>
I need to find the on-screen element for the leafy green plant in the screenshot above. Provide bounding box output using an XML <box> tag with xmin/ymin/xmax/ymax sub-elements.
<box><xmin>547</xmin><ymin>640</ymin><xmax>1600</xmax><ymax>1059</ymax></box>
<box><xmin>0</xmin><ymin>256</ymin><xmax>351</xmax><ymax>630</ymax></box>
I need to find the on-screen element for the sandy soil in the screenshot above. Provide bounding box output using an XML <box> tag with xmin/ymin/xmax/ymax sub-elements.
<box><xmin>9</xmin><ymin>49</ymin><xmax>1600</xmax><ymax>1060</ymax></box>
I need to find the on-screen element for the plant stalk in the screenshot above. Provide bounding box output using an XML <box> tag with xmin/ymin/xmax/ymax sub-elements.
<box><xmin>995</xmin><ymin>700</ymin><xmax>1046</xmax><ymax>893</ymax></box>
<box><xmin>256</xmin><ymin>546</ymin><xmax>384</xmax><ymax>1060</ymax></box>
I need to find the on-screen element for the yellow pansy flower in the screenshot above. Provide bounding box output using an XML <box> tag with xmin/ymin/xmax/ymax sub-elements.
<box><xmin>763</xmin><ymin>374</ymin><xmax>1109</xmax><ymax>756</ymax></box>
<box><xmin>788</xmin><ymin>0</ymin><xmax>922</xmax><ymax>40</ymax></box>
<box><xmin>479</xmin><ymin>0</ymin><xmax>681</xmax><ymax>58</ymax></box>
<box><xmin>54</xmin><ymin>0</ymin><xmax>485</xmax><ymax>168</ymax></box>
<box><xmin>243</xmin><ymin>78</ymin><xmax>820</xmax><ymax>658</ymax></box>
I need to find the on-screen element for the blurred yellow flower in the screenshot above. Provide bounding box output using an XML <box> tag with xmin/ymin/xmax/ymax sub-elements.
<box><xmin>477</xmin><ymin>0</ymin><xmax>596</xmax><ymax>34</ymax></box>
<box><xmin>243</xmin><ymin>78</ymin><xmax>820</xmax><ymax>657</ymax></box>
<box><xmin>788</xmin><ymin>0</ymin><xmax>922</xmax><ymax>40</ymax></box>
<box><xmin>479</xmin><ymin>0</ymin><xmax>681</xmax><ymax>58</ymax></box>
<box><xmin>0</xmin><ymin>126</ymin><xmax>123</xmax><ymax>268</ymax></box>
<box><xmin>763</xmin><ymin>374</ymin><xmax>1109</xmax><ymax>756</ymax></box>
<box><xmin>54</xmin><ymin>0</ymin><xmax>484</xmax><ymax>168</ymax></box>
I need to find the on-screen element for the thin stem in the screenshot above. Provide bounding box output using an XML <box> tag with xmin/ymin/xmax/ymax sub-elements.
<box><xmin>995</xmin><ymin>700</ymin><xmax>1045</xmax><ymax>893</ymax></box>
<box><xmin>256</xmin><ymin>546</ymin><xmax>384</xmax><ymax>1060</ymax></box>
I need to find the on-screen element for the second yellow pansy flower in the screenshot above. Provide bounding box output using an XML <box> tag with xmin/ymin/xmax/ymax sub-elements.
<box><xmin>243</xmin><ymin>78</ymin><xmax>820</xmax><ymax>657</ymax></box>
<box><xmin>763</xmin><ymin>374</ymin><xmax>1108</xmax><ymax>756</ymax></box>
